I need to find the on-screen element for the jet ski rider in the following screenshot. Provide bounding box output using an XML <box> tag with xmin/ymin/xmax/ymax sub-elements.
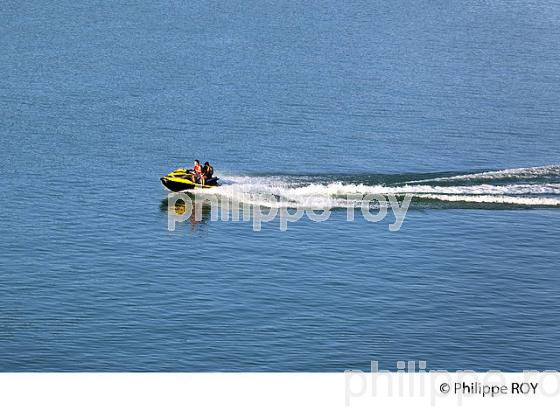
<box><xmin>201</xmin><ymin>162</ymin><xmax>214</xmax><ymax>186</ymax></box>
<box><xmin>191</xmin><ymin>160</ymin><xmax>203</xmax><ymax>183</ymax></box>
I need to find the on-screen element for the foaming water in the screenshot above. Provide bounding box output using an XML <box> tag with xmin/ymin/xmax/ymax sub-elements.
<box><xmin>190</xmin><ymin>165</ymin><xmax>560</xmax><ymax>209</ymax></box>
<box><xmin>408</xmin><ymin>165</ymin><xmax>560</xmax><ymax>184</ymax></box>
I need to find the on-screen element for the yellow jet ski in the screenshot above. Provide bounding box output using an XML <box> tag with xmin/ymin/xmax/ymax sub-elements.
<box><xmin>160</xmin><ymin>168</ymin><xmax>220</xmax><ymax>191</ymax></box>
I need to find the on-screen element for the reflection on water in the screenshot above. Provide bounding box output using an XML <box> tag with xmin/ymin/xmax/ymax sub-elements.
<box><xmin>160</xmin><ymin>196</ymin><xmax>213</xmax><ymax>231</ymax></box>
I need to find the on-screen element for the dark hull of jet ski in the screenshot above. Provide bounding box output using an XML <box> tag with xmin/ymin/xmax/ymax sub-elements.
<box><xmin>160</xmin><ymin>177</ymin><xmax>220</xmax><ymax>191</ymax></box>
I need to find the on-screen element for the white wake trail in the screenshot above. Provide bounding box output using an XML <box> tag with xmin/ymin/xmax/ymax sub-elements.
<box><xmin>407</xmin><ymin>165</ymin><xmax>560</xmax><ymax>184</ymax></box>
<box><xmin>197</xmin><ymin>175</ymin><xmax>560</xmax><ymax>209</ymax></box>
<box><xmin>414</xmin><ymin>194</ymin><xmax>560</xmax><ymax>206</ymax></box>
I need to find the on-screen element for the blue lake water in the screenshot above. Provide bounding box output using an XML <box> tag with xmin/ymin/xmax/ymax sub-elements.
<box><xmin>1</xmin><ymin>0</ymin><xmax>560</xmax><ymax>371</ymax></box>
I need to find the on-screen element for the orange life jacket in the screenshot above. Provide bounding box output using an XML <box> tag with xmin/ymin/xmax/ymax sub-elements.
<box><xmin>194</xmin><ymin>164</ymin><xmax>202</xmax><ymax>174</ymax></box>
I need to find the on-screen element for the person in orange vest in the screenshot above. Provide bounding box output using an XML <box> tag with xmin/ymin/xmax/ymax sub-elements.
<box><xmin>191</xmin><ymin>159</ymin><xmax>202</xmax><ymax>183</ymax></box>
